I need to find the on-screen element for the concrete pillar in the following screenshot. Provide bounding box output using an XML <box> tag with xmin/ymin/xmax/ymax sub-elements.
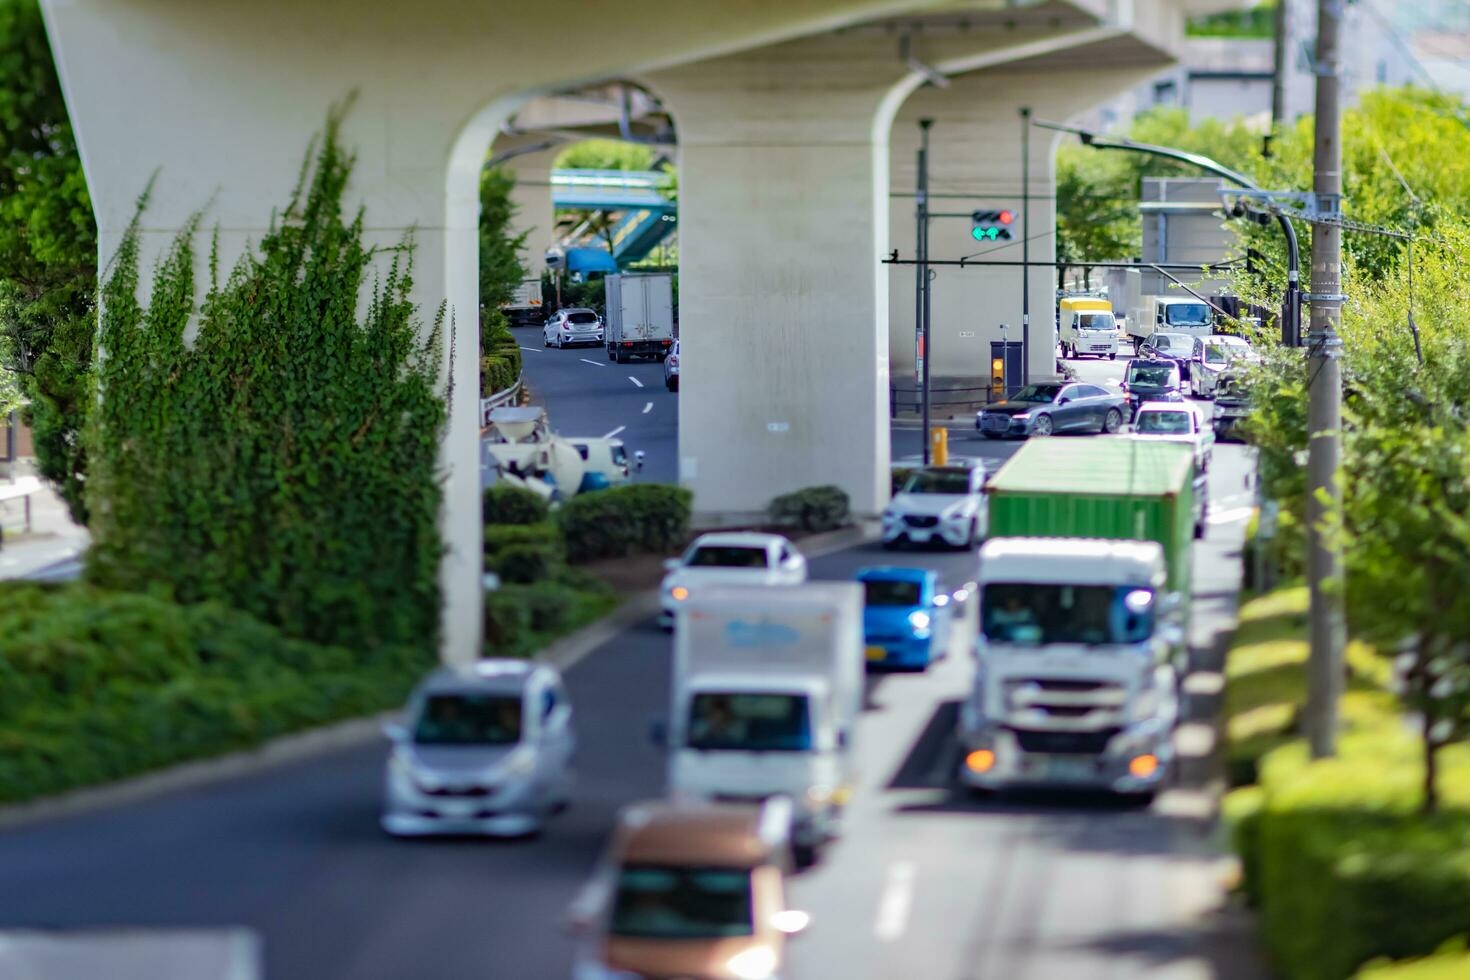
<box><xmin>491</xmin><ymin>135</ymin><xmax>561</xmax><ymax>280</ymax></box>
<box><xmin>888</xmin><ymin>56</ymin><xmax>1169</xmax><ymax>392</ymax></box>
<box><xmin>40</xmin><ymin>0</ymin><xmax>951</xmax><ymax>664</ymax></box>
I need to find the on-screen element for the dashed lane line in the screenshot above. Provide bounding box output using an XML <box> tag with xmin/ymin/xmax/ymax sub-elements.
<box><xmin>628</xmin><ymin>375</ymin><xmax>644</xmax><ymax>388</ymax></box>
<box><xmin>642</xmin><ymin>402</ymin><xmax>653</xmax><ymax>414</ymax></box>
<box><xmin>579</xmin><ymin>358</ymin><xmax>606</xmax><ymax>368</ymax></box>
<box><xmin>519</xmin><ymin>346</ymin><xmax>542</xmax><ymax>353</ymax></box>
<box><xmin>873</xmin><ymin>861</ymin><xmax>918</xmax><ymax>942</ymax></box>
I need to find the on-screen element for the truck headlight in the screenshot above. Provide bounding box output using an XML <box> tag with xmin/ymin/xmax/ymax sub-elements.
<box><xmin>726</xmin><ymin>947</ymin><xmax>778</xmax><ymax>980</ymax></box>
<box><xmin>908</xmin><ymin>610</ymin><xmax>931</xmax><ymax>630</ymax></box>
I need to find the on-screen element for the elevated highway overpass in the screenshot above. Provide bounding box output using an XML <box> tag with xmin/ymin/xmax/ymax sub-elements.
<box><xmin>40</xmin><ymin>0</ymin><xmax>1246</xmax><ymax>662</ymax></box>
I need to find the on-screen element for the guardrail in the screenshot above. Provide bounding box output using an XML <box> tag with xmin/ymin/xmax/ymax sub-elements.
<box><xmin>480</xmin><ymin>375</ymin><xmax>523</xmax><ymax>426</ymax></box>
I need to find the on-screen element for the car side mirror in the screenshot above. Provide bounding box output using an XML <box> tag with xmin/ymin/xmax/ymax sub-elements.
<box><xmin>783</xmin><ymin>555</ymin><xmax>805</xmax><ymax>572</ymax></box>
<box><xmin>382</xmin><ymin>721</ymin><xmax>408</xmax><ymax>742</ymax></box>
<box><xmin>1057</xmin><ymin>396</ymin><xmax>1070</xmax><ymax>405</ymax></box>
<box><xmin>649</xmin><ymin>719</ymin><xmax>669</xmax><ymax>747</ymax></box>
<box><xmin>662</xmin><ymin>558</ymin><xmax>681</xmax><ymax>572</ymax></box>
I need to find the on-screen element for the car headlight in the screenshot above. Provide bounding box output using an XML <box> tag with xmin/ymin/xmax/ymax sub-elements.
<box><xmin>908</xmin><ymin>610</ymin><xmax>931</xmax><ymax>630</ymax></box>
<box><xmin>727</xmin><ymin>946</ymin><xmax>778</xmax><ymax>980</ymax></box>
<box><xmin>1011</xmin><ymin>412</ymin><xmax>1030</xmax><ymax>421</ymax></box>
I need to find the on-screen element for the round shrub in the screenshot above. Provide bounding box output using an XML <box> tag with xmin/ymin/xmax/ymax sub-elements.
<box><xmin>483</xmin><ymin>484</ymin><xmax>550</xmax><ymax>525</ymax></box>
<box><xmin>557</xmin><ymin>484</ymin><xmax>692</xmax><ymax>562</ymax></box>
<box><xmin>768</xmin><ymin>485</ymin><xmax>851</xmax><ymax>533</ymax></box>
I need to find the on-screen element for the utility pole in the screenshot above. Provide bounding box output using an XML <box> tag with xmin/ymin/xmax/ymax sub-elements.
<box><xmin>1305</xmin><ymin>0</ymin><xmax>1346</xmax><ymax>759</ymax></box>
<box><xmin>1020</xmin><ymin>106</ymin><xmax>1032</xmax><ymax>385</ymax></box>
<box><xmin>1272</xmin><ymin>0</ymin><xmax>1290</xmax><ymax>131</ymax></box>
<box><xmin>917</xmin><ymin>118</ymin><xmax>933</xmax><ymax>463</ymax></box>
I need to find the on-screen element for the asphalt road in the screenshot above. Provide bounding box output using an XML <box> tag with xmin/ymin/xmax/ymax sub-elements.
<box><xmin>1</xmin><ymin>349</ymin><xmax>1262</xmax><ymax>979</ymax></box>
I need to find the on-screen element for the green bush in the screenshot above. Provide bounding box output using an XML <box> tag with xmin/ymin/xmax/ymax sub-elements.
<box><xmin>768</xmin><ymin>485</ymin><xmax>851</xmax><ymax>533</ymax></box>
<box><xmin>484</xmin><ymin>522</ymin><xmax>564</xmax><ymax>582</ymax></box>
<box><xmin>1356</xmin><ymin>943</ymin><xmax>1470</xmax><ymax>979</ymax></box>
<box><xmin>482</xmin><ymin>573</ymin><xmax>617</xmax><ymax>659</ymax></box>
<box><xmin>481</xmin><ymin>353</ymin><xmax>519</xmax><ymax>396</ymax></box>
<box><xmin>557</xmin><ymin>483</ymin><xmax>693</xmax><ymax>562</ymax></box>
<box><xmin>483</xmin><ymin>484</ymin><xmax>549</xmax><ymax>525</ymax></box>
<box><xmin>483</xmin><ymin>590</ymin><xmax>530</xmax><ymax>649</ymax></box>
<box><xmin>0</xmin><ymin>582</ymin><xmax>430</xmax><ymax>804</ymax></box>
<box><xmin>85</xmin><ymin>112</ymin><xmax>444</xmax><ymax>655</ymax></box>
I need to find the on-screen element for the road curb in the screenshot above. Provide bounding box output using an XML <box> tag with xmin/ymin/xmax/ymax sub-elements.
<box><xmin>0</xmin><ymin>711</ymin><xmax>396</xmax><ymax>833</ymax></box>
<box><xmin>0</xmin><ymin>524</ymin><xmax>882</xmax><ymax>831</ymax></box>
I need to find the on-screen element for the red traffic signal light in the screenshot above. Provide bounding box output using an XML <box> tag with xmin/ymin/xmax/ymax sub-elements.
<box><xmin>997</xmin><ymin>209</ymin><xmax>1014</xmax><ymax>225</ymax></box>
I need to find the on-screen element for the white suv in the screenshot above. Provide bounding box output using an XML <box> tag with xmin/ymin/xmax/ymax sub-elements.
<box><xmin>658</xmin><ymin>532</ymin><xmax>807</xmax><ymax>629</ymax></box>
<box><xmin>882</xmin><ymin>463</ymin><xmax>988</xmax><ymax>549</ymax></box>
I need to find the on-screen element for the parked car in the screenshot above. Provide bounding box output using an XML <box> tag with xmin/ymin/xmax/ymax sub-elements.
<box><xmin>881</xmin><ymin>463</ymin><xmax>988</xmax><ymax>548</ymax></box>
<box><xmin>567</xmin><ymin>799</ymin><xmax>808</xmax><ymax>980</ymax></box>
<box><xmin>663</xmin><ymin>338</ymin><xmax>680</xmax><ymax>391</ymax></box>
<box><xmin>1132</xmin><ymin>401</ymin><xmax>1214</xmax><ymax>473</ymax></box>
<box><xmin>1137</xmin><ymin>331</ymin><xmax>1196</xmax><ymax>382</ymax></box>
<box><xmin>1121</xmin><ymin>358</ymin><xmax>1186</xmax><ymax>422</ymax></box>
<box><xmin>857</xmin><ymin>566</ymin><xmax>952</xmax><ymax>670</ymax></box>
<box><xmin>381</xmin><ymin>660</ymin><xmax>575</xmax><ymax>837</ymax></box>
<box><xmin>976</xmin><ymin>382</ymin><xmax>1126</xmax><ymax>439</ymax></box>
<box><xmin>543</xmin><ymin>308</ymin><xmax>604</xmax><ymax>348</ymax></box>
<box><xmin>1189</xmin><ymin>334</ymin><xmax>1256</xmax><ymax>399</ymax></box>
<box><xmin>659</xmin><ymin>532</ymin><xmax>808</xmax><ymax>629</ymax></box>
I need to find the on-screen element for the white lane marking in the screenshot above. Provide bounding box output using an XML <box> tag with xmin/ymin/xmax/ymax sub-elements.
<box><xmin>873</xmin><ymin>860</ymin><xmax>918</xmax><ymax>942</ymax></box>
<box><xmin>1207</xmin><ymin>505</ymin><xmax>1254</xmax><ymax>525</ymax></box>
<box><xmin>628</xmin><ymin>375</ymin><xmax>644</xmax><ymax>388</ymax></box>
<box><xmin>603</xmin><ymin>425</ymin><xmax>626</xmax><ymax>438</ymax></box>
<box><xmin>579</xmin><ymin>358</ymin><xmax>606</xmax><ymax>368</ymax></box>
<box><xmin>642</xmin><ymin>402</ymin><xmax>653</xmax><ymax>414</ymax></box>
<box><xmin>518</xmin><ymin>346</ymin><xmax>542</xmax><ymax>353</ymax></box>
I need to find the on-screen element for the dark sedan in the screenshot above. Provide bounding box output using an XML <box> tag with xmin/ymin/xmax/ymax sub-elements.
<box><xmin>976</xmin><ymin>382</ymin><xmax>1126</xmax><ymax>439</ymax></box>
<box><xmin>1137</xmin><ymin>331</ymin><xmax>1197</xmax><ymax>381</ymax></box>
<box><xmin>1121</xmin><ymin>359</ymin><xmax>1186</xmax><ymax>421</ymax></box>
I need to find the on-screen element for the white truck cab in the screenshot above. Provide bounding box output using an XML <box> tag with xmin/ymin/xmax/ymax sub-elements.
<box><xmin>958</xmin><ymin>538</ymin><xmax>1184</xmax><ymax>800</ymax></box>
<box><xmin>658</xmin><ymin>583</ymin><xmax>863</xmax><ymax>863</ymax></box>
<box><xmin>1057</xmin><ymin>295</ymin><xmax>1119</xmax><ymax>359</ymax></box>
<box><xmin>1128</xmin><ymin>296</ymin><xmax>1214</xmax><ymax>352</ymax></box>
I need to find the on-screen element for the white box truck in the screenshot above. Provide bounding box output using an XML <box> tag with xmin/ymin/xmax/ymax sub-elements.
<box><xmin>499</xmin><ymin>276</ymin><xmax>544</xmax><ymax>328</ymax></box>
<box><xmin>604</xmin><ymin>272</ymin><xmax>674</xmax><ymax>363</ymax></box>
<box><xmin>660</xmin><ymin>582</ymin><xmax>863</xmax><ymax>862</ymax></box>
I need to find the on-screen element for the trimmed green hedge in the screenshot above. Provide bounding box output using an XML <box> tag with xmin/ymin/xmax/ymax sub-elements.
<box><xmin>0</xmin><ymin>583</ymin><xmax>431</xmax><ymax>804</ymax></box>
<box><xmin>769</xmin><ymin>485</ymin><xmax>851</xmax><ymax>533</ymax></box>
<box><xmin>483</xmin><ymin>575</ymin><xmax>617</xmax><ymax>659</ymax></box>
<box><xmin>483</xmin><ymin>484</ymin><xmax>550</xmax><ymax>525</ymax></box>
<box><xmin>557</xmin><ymin>483</ymin><xmax>692</xmax><ymax>562</ymax></box>
<box><xmin>484</xmin><ymin>522</ymin><xmax>564</xmax><ymax>584</ymax></box>
<box><xmin>1356</xmin><ymin>945</ymin><xmax>1470</xmax><ymax>979</ymax></box>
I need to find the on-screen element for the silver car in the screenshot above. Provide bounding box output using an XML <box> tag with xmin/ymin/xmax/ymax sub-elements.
<box><xmin>381</xmin><ymin>660</ymin><xmax>575</xmax><ymax>837</ymax></box>
<box><xmin>663</xmin><ymin>338</ymin><xmax>680</xmax><ymax>391</ymax></box>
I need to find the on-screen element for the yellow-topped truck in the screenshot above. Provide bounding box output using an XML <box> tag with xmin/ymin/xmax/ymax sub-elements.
<box><xmin>1057</xmin><ymin>294</ymin><xmax>1119</xmax><ymax>359</ymax></box>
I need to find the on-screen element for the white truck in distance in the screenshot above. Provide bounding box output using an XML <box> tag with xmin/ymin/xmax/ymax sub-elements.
<box><xmin>605</xmin><ymin>271</ymin><xmax>675</xmax><ymax>363</ymax></box>
<box><xmin>662</xmin><ymin>583</ymin><xmax>864</xmax><ymax>862</ymax></box>
<box><xmin>958</xmin><ymin>538</ymin><xmax>1183</xmax><ymax>800</ymax></box>
<box><xmin>1126</xmin><ymin>296</ymin><xmax>1213</xmax><ymax>352</ymax></box>
<box><xmin>499</xmin><ymin>276</ymin><xmax>544</xmax><ymax>328</ymax></box>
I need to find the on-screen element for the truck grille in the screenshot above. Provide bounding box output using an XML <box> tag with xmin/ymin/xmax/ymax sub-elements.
<box><xmin>1012</xmin><ymin>728</ymin><xmax>1120</xmax><ymax>755</ymax></box>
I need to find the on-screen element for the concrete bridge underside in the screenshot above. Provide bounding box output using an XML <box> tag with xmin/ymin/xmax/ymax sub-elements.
<box><xmin>44</xmin><ymin>0</ymin><xmax>1209</xmax><ymax>662</ymax></box>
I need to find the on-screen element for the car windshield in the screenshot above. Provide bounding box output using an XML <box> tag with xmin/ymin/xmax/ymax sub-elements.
<box><xmin>1205</xmin><ymin>341</ymin><xmax>1248</xmax><ymax>364</ymax></box>
<box><xmin>686</xmin><ymin>546</ymin><xmax>770</xmax><ymax>569</ymax></box>
<box><xmin>1078</xmin><ymin>313</ymin><xmax>1114</xmax><ymax>331</ymax></box>
<box><xmin>1127</xmin><ymin>364</ymin><xmax>1177</xmax><ymax>387</ymax></box>
<box><xmin>1136</xmin><ymin>411</ymin><xmax>1192</xmax><ymax>434</ymax></box>
<box><xmin>864</xmin><ymin>579</ymin><xmax>923</xmax><ymax>606</ymax></box>
<box><xmin>609</xmin><ymin>866</ymin><xmax>754</xmax><ymax>940</ymax></box>
<box><xmin>902</xmin><ymin>469</ymin><xmax>971</xmax><ymax>494</ymax></box>
<box><xmin>412</xmin><ymin>693</ymin><xmax>522</xmax><ymax>746</ymax></box>
<box><xmin>982</xmin><ymin>583</ymin><xmax>1157</xmax><ymax>645</ymax></box>
<box><xmin>1010</xmin><ymin>384</ymin><xmax>1062</xmax><ymax>404</ymax></box>
<box><xmin>686</xmin><ymin>692</ymin><xmax>812</xmax><ymax>752</ymax></box>
<box><xmin>567</xmin><ymin>311</ymin><xmax>599</xmax><ymax>324</ymax></box>
<box><xmin>1164</xmin><ymin>303</ymin><xmax>1210</xmax><ymax>327</ymax></box>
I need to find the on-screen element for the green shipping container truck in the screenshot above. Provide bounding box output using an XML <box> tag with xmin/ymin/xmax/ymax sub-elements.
<box><xmin>984</xmin><ymin>438</ymin><xmax>1197</xmax><ymax>595</ymax></box>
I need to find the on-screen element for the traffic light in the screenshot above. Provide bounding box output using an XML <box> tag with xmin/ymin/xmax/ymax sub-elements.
<box><xmin>971</xmin><ymin>208</ymin><xmax>1017</xmax><ymax>242</ymax></box>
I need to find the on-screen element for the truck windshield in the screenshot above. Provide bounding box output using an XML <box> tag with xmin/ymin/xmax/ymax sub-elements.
<box><xmin>609</xmin><ymin>866</ymin><xmax>754</xmax><ymax>940</ymax></box>
<box><xmin>687</xmin><ymin>546</ymin><xmax>769</xmax><ymax>568</ymax></box>
<box><xmin>864</xmin><ymin>579</ymin><xmax>923</xmax><ymax>606</ymax></box>
<box><xmin>981</xmin><ymin>583</ymin><xmax>1156</xmax><ymax>645</ymax></box>
<box><xmin>1078</xmin><ymin>313</ymin><xmax>1114</xmax><ymax>331</ymax></box>
<box><xmin>902</xmin><ymin>469</ymin><xmax>970</xmax><ymax>494</ymax></box>
<box><xmin>1164</xmin><ymin>303</ymin><xmax>1210</xmax><ymax>327</ymax></box>
<box><xmin>687</xmin><ymin>693</ymin><xmax>812</xmax><ymax>752</ymax></box>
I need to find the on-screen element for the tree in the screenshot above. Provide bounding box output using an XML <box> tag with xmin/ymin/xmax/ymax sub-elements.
<box><xmin>553</xmin><ymin>138</ymin><xmax>655</xmax><ymax>172</ymax></box>
<box><xmin>0</xmin><ymin>0</ymin><xmax>96</xmax><ymax>523</ymax></box>
<box><xmin>479</xmin><ymin>164</ymin><xmax>526</xmax><ymax>316</ymax></box>
<box><xmin>1055</xmin><ymin>145</ymin><xmax>1138</xmax><ymax>289</ymax></box>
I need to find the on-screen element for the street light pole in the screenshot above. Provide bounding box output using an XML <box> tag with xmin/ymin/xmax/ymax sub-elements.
<box><xmin>918</xmin><ymin>118</ymin><xmax>933</xmax><ymax>464</ymax></box>
<box><xmin>1305</xmin><ymin>0</ymin><xmax>1346</xmax><ymax>759</ymax></box>
<box><xmin>1020</xmin><ymin>107</ymin><xmax>1031</xmax><ymax>385</ymax></box>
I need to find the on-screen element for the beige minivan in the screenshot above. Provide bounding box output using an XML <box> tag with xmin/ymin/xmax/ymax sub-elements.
<box><xmin>569</xmin><ymin>799</ymin><xmax>809</xmax><ymax>980</ymax></box>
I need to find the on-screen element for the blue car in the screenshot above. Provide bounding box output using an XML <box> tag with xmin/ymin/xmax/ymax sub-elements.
<box><xmin>857</xmin><ymin>566</ymin><xmax>948</xmax><ymax>670</ymax></box>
